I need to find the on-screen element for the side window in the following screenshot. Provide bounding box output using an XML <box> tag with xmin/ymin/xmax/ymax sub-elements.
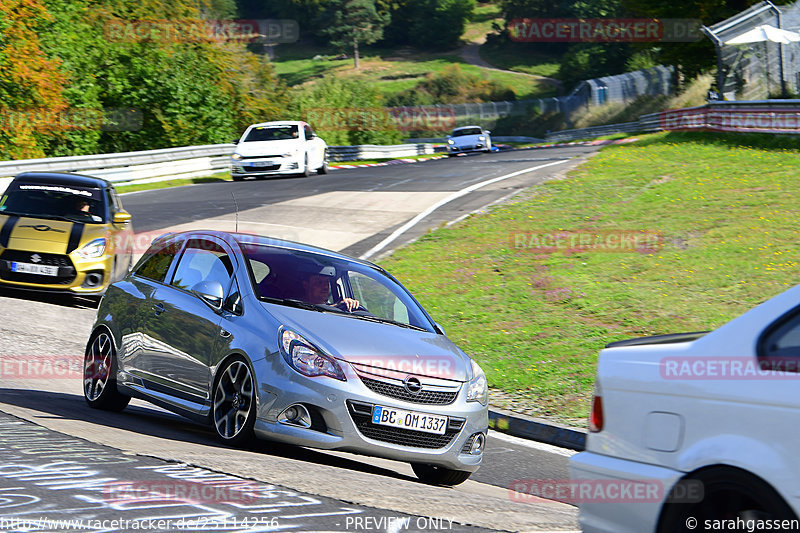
<box><xmin>171</xmin><ymin>239</ymin><xmax>233</xmax><ymax>291</ymax></box>
<box><xmin>105</xmin><ymin>189</ymin><xmax>116</xmax><ymax>214</ymax></box>
<box><xmin>349</xmin><ymin>272</ymin><xmax>409</xmax><ymax>324</ymax></box>
<box><xmin>224</xmin><ymin>277</ymin><xmax>243</xmax><ymax>315</ymax></box>
<box><xmin>759</xmin><ymin>311</ymin><xmax>800</xmax><ymax>360</ymax></box>
<box><xmin>135</xmin><ymin>240</ymin><xmax>182</xmax><ymax>282</ymax></box>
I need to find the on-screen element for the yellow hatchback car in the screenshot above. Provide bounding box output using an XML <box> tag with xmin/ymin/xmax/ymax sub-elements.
<box><xmin>0</xmin><ymin>172</ymin><xmax>134</xmax><ymax>299</ymax></box>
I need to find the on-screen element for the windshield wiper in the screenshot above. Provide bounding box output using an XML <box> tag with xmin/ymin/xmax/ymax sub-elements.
<box><xmin>260</xmin><ymin>296</ymin><xmax>341</xmax><ymax>313</ymax></box>
<box><xmin>0</xmin><ymin>211</ymin><xmax>78</xmax><ymax>223</ymax></box>
<box><xmin>345</xmin><ymin>312</ymin><xmax>428</xmax><ymax>331</ymax></box>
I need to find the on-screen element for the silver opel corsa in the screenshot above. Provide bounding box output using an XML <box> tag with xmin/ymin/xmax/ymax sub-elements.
<box><xmin>84</xmin><ymin>230</ymin><xmax>488</xmax><ymax>485</ymax></box>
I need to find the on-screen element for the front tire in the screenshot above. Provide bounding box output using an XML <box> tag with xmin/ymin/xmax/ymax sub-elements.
<box><xmin>300</xmin><ymin>154</ymin><xmax>310</xmax><ymax>177</ymax></box>
<box><xmin>84</xmin><ymin>331</ymin><xmax>130</xmax><ymax>411</ymax></box>
<box><xmin>411</xmin><ymin>463</ymin><xmax>472</xmax><ymax>486</ymax></box>
<box><xmin>212</xmin><ymin>358</ymin><xmax>256</xmax><ymax>446</ymax></box>
<box><xmin>232</xmin><ymin>175</ymin><xmax>245</xmax><ymax>182</ymax></box>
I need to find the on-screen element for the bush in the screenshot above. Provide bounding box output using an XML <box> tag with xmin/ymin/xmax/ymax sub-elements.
<box><xmin>387</xmin><ymin>64</ymin><xmax>515</xmax><ymax>106</ymax></box>
<box><xmin>292</xmin><ymin>76</ymin><xmax>404</xmax><ymax>145</ymax></box>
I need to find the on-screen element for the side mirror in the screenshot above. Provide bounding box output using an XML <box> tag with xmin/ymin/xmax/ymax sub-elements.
<box><xmin>113</xmin><ymin>211</ymin><xmax>132</xmax><ymax>224</ymax></box>
<box><xmin>231</xmin><ymin>139</ymin><xmax>239</xmax><ymax>145</ymax></box>
<box><xmin>485</xmin><ymin>130</ymin><xmax>491</xmax><ymax>135</ymax></box>
<box><xmin>191</xmin><ymin>280</ymin><xmax>224</xmax><ymax>311</ymax></box>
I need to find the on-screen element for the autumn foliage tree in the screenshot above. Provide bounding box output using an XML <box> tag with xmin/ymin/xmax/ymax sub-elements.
<box><xmin>0</xmin><ymin>0</ymin><xmax>68</xmax><ymax>159</ymax></box>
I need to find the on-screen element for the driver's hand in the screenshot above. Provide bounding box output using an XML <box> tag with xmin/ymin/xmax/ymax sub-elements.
<box><xmin>337</xmin><ymin>297</ymin><xmax>360</xmax><ymax>312</ymax></box>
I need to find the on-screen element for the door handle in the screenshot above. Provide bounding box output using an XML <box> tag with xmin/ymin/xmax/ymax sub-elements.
<box><xmin>153</xmin><ymin>303</ymin><xmax>165</xmax><ymax>316</ymax></box>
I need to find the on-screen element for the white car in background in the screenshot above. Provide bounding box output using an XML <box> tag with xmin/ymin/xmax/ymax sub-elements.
<box><xmin>231</xmin><ymin>121</ymin><xmax>328</xmax><ymax>180</ymax></box>
<box><xmin>446</xmin><ymin>126</ymin><xmax>492</xmax><ymax>156</ymax></box>
<box><xmin>569</xmin><ymin>284</ymin><xmax>800</xmax><ymax>532</ymax></box>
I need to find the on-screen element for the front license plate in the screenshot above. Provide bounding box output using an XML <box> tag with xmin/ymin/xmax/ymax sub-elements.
<box><xmin>251</xmin><ymin>160</ymin><xmax>276</xmax><ymax>167</ymax></box>
<box><xmin>371</xmin><ymin>405</ymin><xmax>448</xmax><ymax>435</ymax></box>
<box><xmin>11</xmin><ymin>262</ymin><xmax>58</xmax><ymax>276</ymax></box>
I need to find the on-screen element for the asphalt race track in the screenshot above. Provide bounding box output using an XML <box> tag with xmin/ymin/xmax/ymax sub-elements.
<box><xmin>0</xmin><ymin>146</ymin><xmax>596</xmax><ymax>532</ymax></box>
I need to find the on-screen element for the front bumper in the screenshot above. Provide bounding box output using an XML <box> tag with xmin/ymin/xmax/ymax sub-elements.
<box><xmin>231</xmin><ymin>156</ymin><xmax>301</xmax><ymax>176</ymax></box>
<box><xmin>253</xmin><ymin>357</ymin><xmax>488</xmax><ymax>471</ymax></box>
<box><xmin>448</xmin><ymin>144</ymin><xmax>488</xmax><ymax>154</ymax></box>
<box><xmin>0</xmin><ymin>249</ymin><xmax>112</xmax><ymax>294</ymax></box>
<box><xmin>569</xmin><ymin>451</ymin><xmax>684</xmax><ymax>533</ymax></box>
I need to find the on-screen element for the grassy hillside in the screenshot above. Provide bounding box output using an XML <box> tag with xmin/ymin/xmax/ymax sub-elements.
<box><xmin>379</xmin><ymin>131</ymin><xmax>800</xmax><ymax>425</ymax></box>
<box><xmin>272</xmin><ymin>44</ymin><xmax>557</xmax><ymax>100</ymax></box>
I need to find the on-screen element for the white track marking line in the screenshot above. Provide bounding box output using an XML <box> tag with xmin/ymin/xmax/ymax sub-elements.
<box><xmin>489</xmin><ymin>429</ymin><xmax>579</xmax><ymax>458</ymax></box>
<box><xmin>359</xmin><ymin>159</ymin><xmax>570</xmax><ymax>260</ymax></box>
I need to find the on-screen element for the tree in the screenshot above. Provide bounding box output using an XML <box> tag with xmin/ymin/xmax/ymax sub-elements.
<box><xmin>319</xmin><ymin>0</ymin><xmax>390</xmax><ymax>68</ymax></box>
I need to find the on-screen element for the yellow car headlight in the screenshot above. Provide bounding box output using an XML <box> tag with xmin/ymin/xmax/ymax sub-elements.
<box><xmin>76</xmin><ymin>238</ymin><xmax>107</xmax><ymax>259</ymax></box>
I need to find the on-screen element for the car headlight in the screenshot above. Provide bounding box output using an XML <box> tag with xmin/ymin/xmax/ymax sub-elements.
<box><xmin>466</xmin><ymin>359</ymin><xmax>488</xmax><ymax>405</ymax></box>
<box><xmin>479</xmin><ymin>136</ymin><xmax>486</xmax><ymax>141</ymax></box>
<box><xmin>279</xmin><ymin>328</ymin><xmax>345</xmax><ymax>381</ymax></box>
<box><xmin>281</xmin><ymin>149</ymin><xmax>299</xmax><ymax>157</ymax></box>
<box><xmin>231</xmin><ymin>153</ymin><xmax>243</xmax><ymax>161</ymax></box>
<box><xmin>447</xmin><ymin>139</ymin><xmax>455</xmax><ymax>145</ymax></box>
<box><xmin>75</xmin><ymin>238</ymin><xmax>107</xmax><ymax>259</ymax></box>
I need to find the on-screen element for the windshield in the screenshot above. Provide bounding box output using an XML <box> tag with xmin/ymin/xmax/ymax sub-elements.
<box><xmin>452</xmin><ymin>127</ymin><xmax>483</xmax><ymax>137</ymax></box>
<box><xmin>0</xmin><ymin>182</ymin><xmax>106</xmax><ymax>223</ymax></box>
<box><xmin>244</xmin><ymin>125</ymin><xmax>299</xmax><ymax>142</ymax></box>
<box><xmin>241</xmin><ymin>243</ymin><xmax>434</xmax><ymax>331</ymax></box>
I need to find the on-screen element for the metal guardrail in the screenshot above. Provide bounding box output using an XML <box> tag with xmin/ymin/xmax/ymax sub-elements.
<box><xmin>0</xmin><ymin>143</ymin><xmax>441</xmax><ymax>185</ymax></box>
<box><xmin>327</xmin><ymin>144</ymin><xmax>436</xmax><ymax>162</ymax></box>
<box><xmin>406</xmin><ymin>136</ymin><xmax>544</xmax><ymax>143</ymax></box>
<box><xmin>544</xmin><ymin>100</ymin><xmax>800</xmax><ymax>142</ymax></box>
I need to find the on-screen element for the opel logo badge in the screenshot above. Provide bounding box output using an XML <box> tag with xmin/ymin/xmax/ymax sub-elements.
<box><xmin>403</xmin><ymin>376</ymin><xmax>422</xmax><ymax>394</ymax></box>
<box><xmin>30</xmin><ymin>254</ymin><xmax>42</xmax><ymax>263</ymax></box>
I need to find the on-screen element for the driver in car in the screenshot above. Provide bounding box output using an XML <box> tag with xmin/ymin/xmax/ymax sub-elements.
<box><xmin>302</xmin><ymin>271</ymin><xmax>360</xmax><ymax>312</ymax></box>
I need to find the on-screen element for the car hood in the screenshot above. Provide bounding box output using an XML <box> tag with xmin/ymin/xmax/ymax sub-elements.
<box><xmin>235</xmin><ymin>140</ymin><xmax>300</xmax><ymax>157</ymax></box>
<box><xmin>451</xmin><ymin>134</ymin><xmax>484</xmax><ymax>146</ymax></box>
<box><xmin>0</xmin><ymin>214</ymin><xmax>109</xmax><ymax>253</ymax></box>
<box><xmin>262</xmin><ymin>302</ymin><xmax>471</xmax><ymax>382</ymax></box>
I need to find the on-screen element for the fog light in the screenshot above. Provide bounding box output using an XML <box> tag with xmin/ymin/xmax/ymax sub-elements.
<box><xmin>470</xmin><ymin>433</ymin><xmax>485</xmax><ymax>455</ymax></box>
<box><xmin>278</xmin><ymin>404</ymin><xmax>312</xmax><ymax>428</ymax></box>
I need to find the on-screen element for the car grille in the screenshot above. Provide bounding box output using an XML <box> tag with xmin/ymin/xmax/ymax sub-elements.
<box><xmin>0</xmin><ymin>250</ymin><xmax>76</xmax><ymax>285</ymax></box>
<box><xmin>347</xmin><ymin>401</ymin><xmax>464</xmax><ymax>449</ymax></box>
<box><xmin>242</xmin><ymin>164</ymin><xmax>281</xmax><ymax>172</ymax></box>
<box><xmin>360</xmin><ymin>376</ymin><xmax>459</xmax><ymax>405</ymax></box>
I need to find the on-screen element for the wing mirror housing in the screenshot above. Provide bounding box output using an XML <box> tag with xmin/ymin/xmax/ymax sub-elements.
<box><xmin>113</xmin><ymin>211</ymin><xmax>132</xmax><ymax>224</ymax></box>
<box><xmin>192</xmin><ymin>280</ymin><xmax>224</xmax><ymax>311</ymax></box>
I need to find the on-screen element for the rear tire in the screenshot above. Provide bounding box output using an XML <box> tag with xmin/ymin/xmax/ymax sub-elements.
<box><xmin>411</xmin><ymin>463</ymin><xmax>472</xmax><ymax>486</ymax></box>
<box><xmin>657</xmin><ymin>468</ymin><xmax>797</xmax><ymax>533</ymax></box>
<box><xmin>83</xmin><ymin>331</ymin><xmax>130</xmax><ymax>411</ymax></box>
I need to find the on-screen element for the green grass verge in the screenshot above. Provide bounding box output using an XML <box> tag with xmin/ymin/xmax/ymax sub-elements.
<box><xmin>378</xmin><ymin>131</ymin><xmax>800</xmax><ymax>425</ymax></box>
<box><xmin>116</xmin><ymin>173</ymin><xmax>231</xmax><ymax>194</ymax></box>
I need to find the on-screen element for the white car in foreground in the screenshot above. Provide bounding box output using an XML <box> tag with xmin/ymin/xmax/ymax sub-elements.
<box><xmin>446</xmin><ymin>126</ymin><xmax>492</xmax><ymax>156</ymax></box>
<box><xmin>231</xmin><ymin>121</ymin><xmax>328</xmax><ymax>180</ymax></box>
<box><xmin>570</xmin><ymin>284</ymin><xmax>800</xmax><ymax>532</ymax></box>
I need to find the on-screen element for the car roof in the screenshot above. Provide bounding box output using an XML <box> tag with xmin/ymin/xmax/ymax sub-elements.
<box><xmin>159</xmin><ymin>230</ymin><xmax>383</xmax><ymax>271</ymax></box>
<box><xmin>452</xmin><ymin>125</ymin><xmax>483</xmax><ymax>131</ymax></box>
<box><xmin>13</xmin><ymin>171</ymin><xmax>112</xmax><ymax>189</ymax></box>
<box><xmin>247</xmin><ymin>121</ymin><xmax>306</xmax><ymax>128</ymax></box>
